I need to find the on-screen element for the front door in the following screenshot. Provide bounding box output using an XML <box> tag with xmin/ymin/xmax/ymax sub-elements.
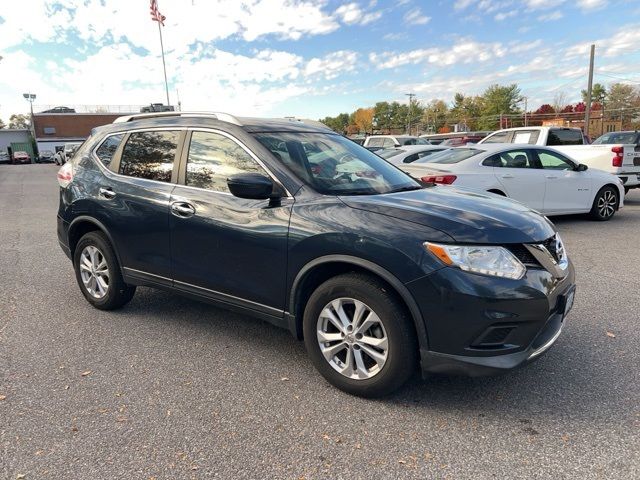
<box><xmin>535</xmin><ymin>149</ymin><xmax>592</xmax><ymax>213</ymax></box>
<box><xmin>169</xmin><ymin>130</ymin><xmax>292</xmax><ymax>314</ymax></box>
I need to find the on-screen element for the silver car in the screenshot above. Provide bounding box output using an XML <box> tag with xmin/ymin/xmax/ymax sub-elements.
<box><xmin>376</xmin><ymin>145</ymin><xmax>451</xmax><ymax>164</ymax></box>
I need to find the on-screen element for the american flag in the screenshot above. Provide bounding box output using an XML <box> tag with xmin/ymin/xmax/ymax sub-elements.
<box><xmin>150</xmin><ymin>0</ymin><xmax>166</xmax><ymax>26</ymax></box>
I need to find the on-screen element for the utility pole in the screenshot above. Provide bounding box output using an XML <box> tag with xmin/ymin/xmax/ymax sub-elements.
<box><xmin>405</xmin><ymin>93</ymin><xmax>415</xmax><ymax>135</ymax></box>
<box><xmin>523</xmin><ymin>97</ymin><xmax>528</xmax><ymax>127</ymax></box>
<box><xmin>584</xmin><ymin>44</ymin><xmax>595</xmax><ymax>137</ymax></box>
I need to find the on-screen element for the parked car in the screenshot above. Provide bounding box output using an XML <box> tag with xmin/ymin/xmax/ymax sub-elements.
<box><xmin>363</xmin><ymin>135</ymin><xmax>430</xmax><ymax>152</ymax></box>
<box><xmin>140</xmin><ymin>103</ymin><xmax>175</xmax><ymax>113</ymax></box>
<box><xmin>63</xmin><ymin>142</ymin><xmax>82</xmax><ymax>162</ymax></box>
<box><xmin>592</xmin><ymin>130</ymin><xmax>640</xmax><ymax>146</ymax></box>
<box><xmin>53</xmin><ymin>150</ymin><xmax>66</xmax><ymax>165</ymax></box>
<box><xmin>479</xmin><ymin>126</ymin><xmax>640</xmax><ymax>193</ymax></box>
<box><xmin>57</xmin><ymin>112</ymin><xmax>576</xmax><ymax>397</ymax></box>
<box><xmin>376</xmin><ymin>145</ymin><xmax>451</xmax><ymax>164</ymax></box>
<box><xmin>441</xmin><ymin>135</ymin><xmax>485</xmax><ymax>146</ymax></box>
<box><xmin>38</xmin><ymin>150</ymin><xmax>55</xmax><ymax>163</ymax></box>
<box><xmin>0</xmin><ymin>152</ymin><xmax>10</xmax><ymax>164</ymax></box>
<box><xmin>12</xmin><ymin>151</ymin><xmax>31</xmax><ymax>164</ymax></box>
<box><xmin>41</xmin><ymin>106</ymin><xmax>76</xmax><ymax>113</ymax></box>
<box><xmin>400</xmin><ymin>144</ymin><xmax>624</xmax><ymax>220</ymax></box>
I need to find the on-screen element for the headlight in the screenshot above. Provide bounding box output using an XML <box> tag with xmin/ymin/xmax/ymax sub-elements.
<box><xmin>425</xmin><ymin>242</ymin><xmax>526</xmax><ymax>280</ymax></box>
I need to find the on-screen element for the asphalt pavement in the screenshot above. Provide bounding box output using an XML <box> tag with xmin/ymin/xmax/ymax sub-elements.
<box><xmin>1</xmin><ymin>165</ymin><xmax>639</xmax><ymax>479</ymax></box>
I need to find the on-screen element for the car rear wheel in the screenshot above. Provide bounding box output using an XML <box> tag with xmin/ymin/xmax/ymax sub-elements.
<box><xmin>73</xmin><ymin>231</ymin><xmax>136</xmax><ymax>310</ymax></box>
<box><xmin>590</xmin><ymin>186</ymin><xmax>618</xmax><ymax>221</ymax></box>
<box><xmin>303</xmin><ymin>273</ymin><xmax>417</xmax><ymax>397</ymax></box>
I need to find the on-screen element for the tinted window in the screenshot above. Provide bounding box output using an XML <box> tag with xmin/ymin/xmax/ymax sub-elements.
<box><xmin>548</xmin><ymin>129</ymin><xmax>583</xmax><ymax>146</ymax></box>
<box><xmin>382</xmin><ymin>138</ymin><xmax>395</xmax><ymax>148</ymax></box>
<box><xmin>367</xmin><ymin>138</ymin><xmax>385</xmax><ymax>147</ymax></box>
<box><xmin>254</xmin><ymin>132</ymin><xmax>420</xmax><ymax>195</ymax></box>
<box><xmin>484</xmin><ymin>149</ymin><xmax>536</xmax><ymax>168</ymax></box>
<box><xmin>482</xmin><ymin>131</ymin><xmax>511</xmax><ymax>143</ymax></box>
<box><xmin>403</xmin><ymin>153</ymin><xmax>419</xmax><ymax>163</ymax></box>
<box><xmin>592</xmin><ymin>132</ymin><xmax>639</xmax><ymax>145</ymax></box>
<box><xmin>537</xmin><ymin>150</ymin><xmax>575</xmax><ymax>170</ymax></box>
<box><xmin>378</xmin><ymin>148</ymin><xmax>405</xmax><ymax>159</ymax></box>
<box><xmin>418</xmin><ymin>148</ymin><xmax>482</xmax><ymax>164</ymax></box>
<box><xmin>119</xmin><ymin>131</ymin><xmax>179</xmax><ymax>182</ymax></box>
<box><xmin>186</xmin><ymin>131</ymin><xmax>266</xmax><ymax>192</ymax></box>
<box><xmin>95</xmin><ymin>134</ymin><xmax>124</xmax><ymax>167</ymax></box>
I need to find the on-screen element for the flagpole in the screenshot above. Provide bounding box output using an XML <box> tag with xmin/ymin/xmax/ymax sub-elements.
<box><xmin>157</xmin><ymin>21</ymin><xmax>170</xmax><ymax>106</ymax></box>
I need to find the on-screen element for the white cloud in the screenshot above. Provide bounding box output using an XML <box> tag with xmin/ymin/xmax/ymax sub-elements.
<box><xmin>577</xmin><ymin>0</ymin><xmax>608</xmax><ymax>10</ymax></box>
<box><xmin>494</xmin><ymin>10</ymin><xmax>517</xmax><ymax>20</ymax></box>
<box><xmin>538</xmin><ymin>11</ymin><xmax>564</xmax><ymax>20</ymax></box>
<box><xmin>334</xmin><ymin>2</ymin><xmax>382</xmax><ymax>26</ymax></box>
<box><xmin>404</xmin><ymin>8</ymin><xmax>431</xmax><ymax>25</ymax></box>
<box><xmin>305</xmin><ymin>51</ymin><xmax>359</xmax><ymax>80</ymax></box>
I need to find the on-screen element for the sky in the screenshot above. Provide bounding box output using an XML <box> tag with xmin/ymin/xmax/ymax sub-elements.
<box><xmin>1</xmin><ymin>0</ymin><xmax>639</xmax><ymax>122</ymax></box>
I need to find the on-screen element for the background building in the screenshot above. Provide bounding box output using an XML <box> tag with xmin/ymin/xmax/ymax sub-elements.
<box><xmin>0</xmin><ymin>129</ymin><xmax>32</xmax><ymax>158</ymax></box>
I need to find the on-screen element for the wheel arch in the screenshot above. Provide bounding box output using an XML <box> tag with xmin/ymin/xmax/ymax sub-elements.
<box><xmin>287</xmin><ymin>255</ymin><xmax>429</xmax><ymax>351</ymax></box>
<box><xmin>68</xmin><ymin>216</ymin><xmax>122</xmax><ymax>264</ymax></box>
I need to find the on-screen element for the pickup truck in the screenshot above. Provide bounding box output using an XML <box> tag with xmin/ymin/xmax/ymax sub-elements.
<box><xmin>479</xmin><ymin>126</ymin><xmax>640</xmax><ymax>193</ymax></box>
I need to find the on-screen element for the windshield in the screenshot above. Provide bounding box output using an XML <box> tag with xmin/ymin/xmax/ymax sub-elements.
<box><xmin>592</xmin><ymin>132</ymin><xmax>639</xmax><ymax>145</ymax></box>
<box><xmin>397</xmin><ymin>137</ymin><xmax>429</xmax><ymax>145</ymax></box>
<box><xmin>415</xmin><ymin>148</ymin><xmax>483</xmax><ymax>164</ymax></box>
<box><xmin>253</xmin><ymin>132</ymin><xmax>421</xmax><ymax>195</ymax></box>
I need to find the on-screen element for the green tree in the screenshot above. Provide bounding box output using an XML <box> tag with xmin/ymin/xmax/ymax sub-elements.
<box><xmin>606</xmin><ymin>83</ymin><xmax>639</xmax><ymax>126</ymax></box>
<box><xmin>319</xmin><ymin>112</ymin><xmax>350</xmax><ymax>133</ymax></box>
<box><xmin>421</xmin><ymin>99</ymin><xmax>449</xmax><ymax>133</ymax></box>
<box><xmin>581</xmin><ymin>83</ymin><xmax>606</xmax><ymax>104</ymax></box>
<box><xmin>478</xmin><ymin>84</ymin><xmax>522</xmax><ymax>130</ymax></box>
<box><xmin>373</xmin><ymin>101</ymin><xmax>392</xmax><ymax>131</ymax></box>
<box><xmin>0</xmin><ymin>118</ymin><xmax>6</xmax><ymax>129</ymax></box>
<box><xmin>8</xmin><ymin>114</ymin><xmax>30</xmax><ymax>129</ymax></box>
<box><xmin>450</xmin><ymin>93</ymin><xmax>484</xmax><ymax>130</ymax></box>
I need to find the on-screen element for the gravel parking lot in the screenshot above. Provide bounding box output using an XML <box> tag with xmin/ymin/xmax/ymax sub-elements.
<box><xmin>1</xmin><ymin>164</ymin><xmax>639</xmax><ymax>479</ymax></box>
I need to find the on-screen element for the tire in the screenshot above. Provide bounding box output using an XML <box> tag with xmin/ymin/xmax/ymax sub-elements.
<box><xmin>624</xmin><ymin>187</ymin><xmax>630</xmax><ymax>195</ymax></box>
<box><xmin>73</xmin><ymin>231</ymin><xmax>136</xmax><ymax>310</ymax></box>
<box><xmin>590</xmin><ymin>186</ymin><xmax>619</xmax><ymax>221</ymax></box>
<box><xmin>303</xmin><ymin>273</ymin><xmax>417</xmax><ymax>398</ymax></box>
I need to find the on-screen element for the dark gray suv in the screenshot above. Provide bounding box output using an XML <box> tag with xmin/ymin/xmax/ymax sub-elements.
<box><xmin>57</xmin><ymin>112</ymin><xmax>576</xmax><ymax>397</ymax></box>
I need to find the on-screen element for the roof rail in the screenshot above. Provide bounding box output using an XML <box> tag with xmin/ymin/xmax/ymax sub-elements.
<box><xmin>283</xmin><ymin>117</ymin><xmax>331</xmax><ymax>130</ymax></box>
<box><xmin>113</xmin><ymin>111</ymin><xmax>242</xmax><ymax>126</ymax></box>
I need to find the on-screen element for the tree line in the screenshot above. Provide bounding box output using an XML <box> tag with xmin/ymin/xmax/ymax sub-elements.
<box><xmin>320</xmin><ymin>82</ymin><xmax>640</xmax><ymax>135</ymax></box>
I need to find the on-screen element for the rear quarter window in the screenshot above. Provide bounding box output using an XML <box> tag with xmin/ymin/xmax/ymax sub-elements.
<box><xmin>94</xmin><ymin>134</ymin><xmax>124</xmax><ymax>167</ymax></box>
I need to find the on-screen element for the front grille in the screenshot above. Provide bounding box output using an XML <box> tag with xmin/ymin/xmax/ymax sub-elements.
<box><xmin>542</xmin><ymin>235</ymin><xmax>560</xmax><ymax>263</ymax></box>
<box><xmin>507</xmin><ymin>244</ymin><xmax>540</xmax><ymax>266</ymax></box>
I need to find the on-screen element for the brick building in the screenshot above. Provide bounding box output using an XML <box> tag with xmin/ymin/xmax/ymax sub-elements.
<box><xmin>32</xmin><ymin>112</ymin><xmax>134</xmax><ymax>152</ymax></box>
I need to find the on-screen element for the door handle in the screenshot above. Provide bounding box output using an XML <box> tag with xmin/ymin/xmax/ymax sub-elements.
<box><xmin>501</xmin><ymin>174</ymin><xmax>514</xmax><ymax>179</ymax></box>
<box><xmin>171</xmin><ymin>202</ymin><xmax>196</xmax><ymax>218</ymax></box>
<box><xmin>99</xmin><ymin>187</ymin><xmax>116</xmax><ymax>199</ymax></box>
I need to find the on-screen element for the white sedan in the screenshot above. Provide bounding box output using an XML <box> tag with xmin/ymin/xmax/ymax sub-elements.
<box><xmin>400</xmin><ymin>143</ymin><xmax>625</xmax><ymax>221</ymax></box>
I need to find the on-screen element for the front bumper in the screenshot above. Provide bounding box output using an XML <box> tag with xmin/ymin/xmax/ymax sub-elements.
<box><xmin>407</xmin><ymin>261</ymin><xmax>576</xmax><ymax>376</ymax></box>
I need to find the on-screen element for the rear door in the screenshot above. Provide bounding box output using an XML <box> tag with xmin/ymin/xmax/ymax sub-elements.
<box><xmin>169</xmin><ymin>129</ymin><xmax>292</xmax><ymax>314</ymax></box>
<box><xmin>490</xmin><ymin>148</ymin><xmax>546</xmax><ymax>211</ymax></box>
<box><xmin>96</xmin><ymin>129</ymin><xmax>184</xmax><ymax>282</ymax></box>
<box><xmin>534</xmin><ymin>149</ymin><xmax>592</xmax><ymax>213</ymax></box>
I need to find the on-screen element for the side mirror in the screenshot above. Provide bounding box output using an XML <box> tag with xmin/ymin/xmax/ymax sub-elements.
<box><xmin>227</xmin><ymin>173</ymin><xmax>279</xmax><ymax>200</ymax></box>
<box><xmin>576</xmin><ymin>163</ymin><xmax>588</xmax><ymax>172</ymax></box>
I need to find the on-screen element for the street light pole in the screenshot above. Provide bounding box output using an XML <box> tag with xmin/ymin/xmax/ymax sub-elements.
<box><xmin>22</xmin><ymin>92</ymin><xmax>37</xmax><ymax>159</ymax></box>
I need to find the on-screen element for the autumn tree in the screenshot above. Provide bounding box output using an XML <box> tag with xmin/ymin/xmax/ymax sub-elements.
<box><xmin>354</xmin><ymin>108</ymin><xmax>374</xmax><ymax>134</ymax></box>
<box><xmin>534</xmin><ymin>104</ymin><xmax>555</xmax><ymax>115</ymax></box>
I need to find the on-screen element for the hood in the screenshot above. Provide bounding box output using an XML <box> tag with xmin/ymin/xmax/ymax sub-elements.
<box><xmin>340</xmin><ymin>186</ymin><xmax>555</xmax><ymax>244</ymax></box>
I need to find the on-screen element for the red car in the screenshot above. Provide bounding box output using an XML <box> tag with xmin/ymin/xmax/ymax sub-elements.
<box><xmin>12</xmin><ymin>151</ymin><xmax>31</xmax><ymax>164</ymax></box>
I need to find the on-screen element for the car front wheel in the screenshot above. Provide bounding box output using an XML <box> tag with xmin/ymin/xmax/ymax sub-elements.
<box><xmin>303</xmin><ymin>273</ymin><xmax>417</xmax><ymax>397</ymax></box>
<box><xmin>590</xmin><ymin>186</ymin><xmax>619</xmax><ymax>221</ymax></box>
<box><xmin>73</xmin><ymin>231</ymin><xmax>136</xmax><ymax>310</ymax></box>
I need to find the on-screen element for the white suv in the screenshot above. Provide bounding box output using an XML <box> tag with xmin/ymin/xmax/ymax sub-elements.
<box><xmin>363</xmin><ymin>135</ymin><xmax>430</xmax><ymax>150</ymax></box>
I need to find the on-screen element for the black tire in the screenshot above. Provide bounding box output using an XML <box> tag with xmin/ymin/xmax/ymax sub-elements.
<box><xmin>73</xmin><ymin>231</ymin><xmax>136</xmax><ymax>310</ymax></box>
<box><xmin>624</xmin><ymin>187</ymin><xmax>630</xmax><ymax>195</ymax></box>
<box><xmin>303</xmin><ymin>273</ymin><xmax>417</xmax><ymax>398</ymax></box>
<box><xmin>590</xmin><ymin>186</ymin><xmax>619</xmax><ymax>221</ymax></box>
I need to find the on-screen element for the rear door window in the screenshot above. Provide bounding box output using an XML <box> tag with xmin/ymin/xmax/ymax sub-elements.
<box><xmin>547</xmin><ymin>129</ymin><xmax>583</xmax><ymax>146</ymax></box>
<box><xmin>484</xmin><ymin>149</ymin><xmax>537</xmax><ymax>168</ymax></box>
<box><xmin>95</xmin><ymin>134</ymin><xmax>124</xmax><ymax>167</ymax></box>
<box><xmin>119</xmin><ymin>131</ymin><xmax>180</xmax><ymax>182</ymax></box>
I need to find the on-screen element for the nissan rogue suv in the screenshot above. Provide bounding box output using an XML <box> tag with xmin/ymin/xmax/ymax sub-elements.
<box><xmin>57</xmin><ymin>112</ymin><xmax>576</xmax><ymax>397</ymax></box>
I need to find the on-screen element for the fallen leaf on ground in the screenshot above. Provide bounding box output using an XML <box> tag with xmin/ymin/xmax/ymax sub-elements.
<box><xmin>280</xmin><ymin>377</ymin><xmax>289</xmax><ymax>381</ymax></box>
<box><xmin>398</xmin><ymin>460</ymin><xmax>406</xmax><ymax>464</ymax></box>
<box><xmin>81</xmin><ymin>371</ymin><xmax>92</xmax><ymax>377</ymax></box>
<box><xmin>606</xmin><ymin>331</ymin><xmax>616</xmax><ymax>338</ymax></box>
<box><xmin>0</xmin><ymin>395</ymin><xmax>6</xmax><ymax>401</ymax></box>
<box><xmin>16</xmin><ymin>475</ymin><xmax>26</xmax><ymax>479</ymax></box>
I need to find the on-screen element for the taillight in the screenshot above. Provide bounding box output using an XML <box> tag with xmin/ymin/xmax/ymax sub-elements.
<box><xmin>612</xmin><ymin>146</ymin><xmax>624</xmax><ymax>167</ymax></box>
<box><xmin>57</xmin><ymin>162</ymin><xmax>74</xmax><ymax>188</ymax></box>
<box><xmin>421</xmin><ymin>174</ymin><xmax>457</xmax><ymax>185</ymax></box>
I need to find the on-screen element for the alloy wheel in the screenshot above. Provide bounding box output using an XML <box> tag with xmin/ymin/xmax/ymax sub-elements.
<box><xmin>316</xmin><ymin>298</ymin><xmax>389</xmax><ymax>380</ymax></box>
<box><xmin>597</xmin><ymin>190</ymin><xmax>616</xmax><ymax>218</ymax></box>
<box><xmin>79</xmin><ymin>245</ymin><xmax>110</xmax><ymax>299</ymax></box>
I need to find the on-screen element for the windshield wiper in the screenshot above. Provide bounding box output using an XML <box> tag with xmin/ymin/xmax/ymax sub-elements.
<box><xmin>388</xmin><ymin>185</ymin><xmax>424</xmax><ymax>193</ymax></box>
